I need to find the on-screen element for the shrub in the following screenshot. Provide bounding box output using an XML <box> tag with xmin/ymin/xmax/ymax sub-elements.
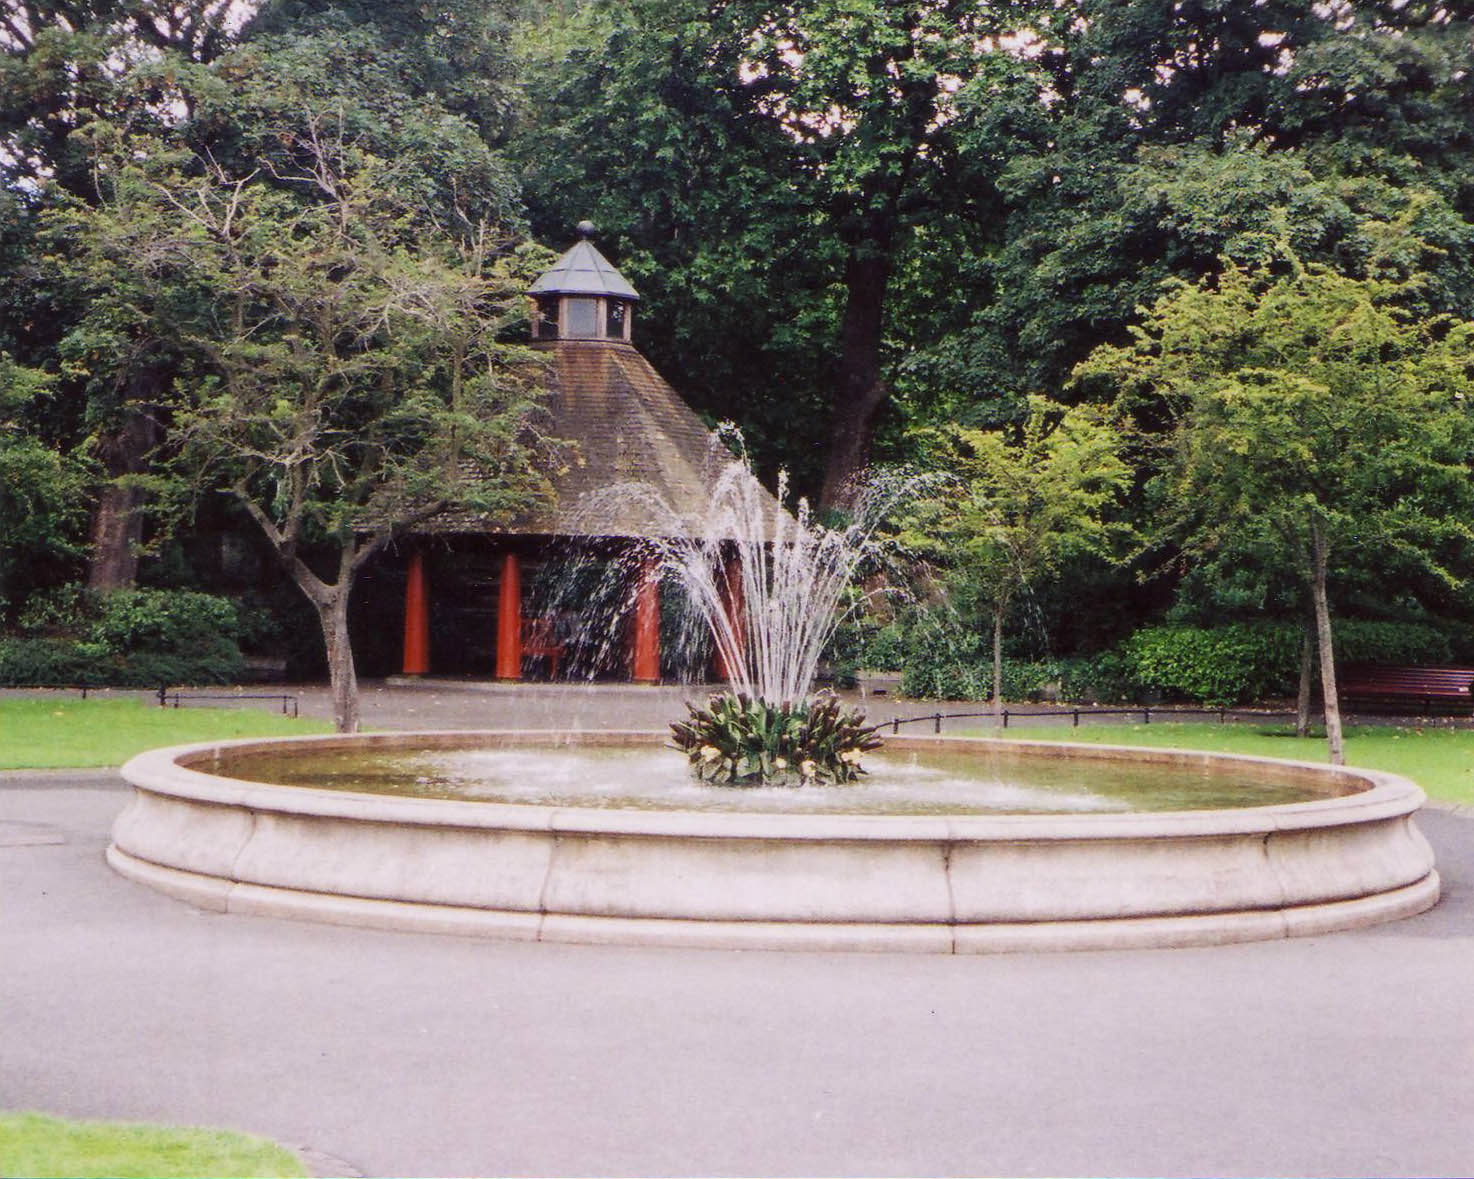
<box><xmin>0</xmin><ymin>637</ymin><xmax>111</xmax><ymax>686</ymax></box>
<box><xmin>1119</xmin><ymin>623</ymin><xmax>1300</xmax><ymax>706</ymax></box>
<box><xmin>1117</xmin><ymin>619</ymin><xmax>1462</xmax><ymax>707</ymax></box>
<box><xmin>1333</xmin><ymin>619</ymin><xmax>1453</xmax><ymax>666</ymax></box>
<box><xmin>1056</xmin><ymin>651</ymin><xmax>1138</xmax><ymax>704</ymax></box>
<box><xmin>15</xmin><ymin>584</ymin><xmax>97</xmax><ymax>637</ymax></box>
<box><xmin>0</xmin><ymin>587</ymin><xmax>245</xmax><ymax>687</ymax></box>
<box><xmin>896</xmin><ymin>609</ymin><xmax>989</xmax><ymax>699</ymax></box>
<box><xmin>670</xmin><ymin>691</ymin><xmax>885</xmax><ymax>785</ymax></box>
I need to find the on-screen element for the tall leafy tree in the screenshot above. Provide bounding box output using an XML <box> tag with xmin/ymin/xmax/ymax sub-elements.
<box><xmin>2</xmin><ymin>1</ymin><xmax>242</xmax><ymax>588</ymax></box>
<box><xmin>512</xmin><ymin>0</ymin><xmax>1013</xmax><ymax>504</ymax></box>
<box><xmin>49</xmin><ymin>36</ymin><xmax>546</xmax><ymax>730</ymax></box>
<box><xmin>244</xmin><ymin>0</ymin><xmax>526</xmax><ymax>144</ymax></box>
<box><xmin>1081</xmin><ymin>259</ymin><xmax>1474</xmax><ymax>762</ymax></box>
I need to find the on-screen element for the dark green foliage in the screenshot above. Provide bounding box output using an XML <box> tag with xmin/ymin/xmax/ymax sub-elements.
<box><xmin>87</xmin><ymin>589</ymin><xmax>241</xmax><ymax>667</ymax></box>
<box><xmin>897</xmin><ymin>611</ymin><xmax>987</xmax><ymax>701</ymax></box>
<box><xmin>1120</xmin><ymin>624</ymin><xmax>1303</xmax><ymax>707</ymax></box>
<box><xmin>670</xmin><ymin>691</ymin><xmax>884</xmax><ymax>786</ymax></box>
<box><xmin>0</xmin><ymin>589</ymin><xmax>244</xmax><ymax>689</ymax></box>
<box><xmin>1334</xmin><ymin>620</ymin><xmax>1456</xmax><ymax>668</ymax></box>
<box><xmin>0</xmin><ymin>637</ymin><xmax>107</xmax><ymax>686</ymax></box>
<box><xmin>0</xmin><ymin>586</ymin><xmax>244</xmax><ymax>686</ymax></box>
<box><xmin>1119</xmin><ymin>620</ymin><xmax>1459</xmax><ymax>706</ymax></box>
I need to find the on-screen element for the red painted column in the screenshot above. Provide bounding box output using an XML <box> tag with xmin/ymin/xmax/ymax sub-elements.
<box><xmin>713</xmin><ymin>554</ymin><xmax>744</xmax><ymax>682</ymax></box>
<box><xmin>630</xmin><ymin>557</ymin><xmax>660</xmax><ymax>684</ymax></box>
<box><xmin>401</xmin><ymin>550</ymin><xmax>430</xmax><ymax>675</ymax></box>
<box><xmin>494</xmin><ymin>552</ymin><xmax>522</xmax><ymax>680</ymax></box>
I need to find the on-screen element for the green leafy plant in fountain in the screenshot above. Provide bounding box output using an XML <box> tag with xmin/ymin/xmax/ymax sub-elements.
<box><xmin>670</xmin><ymin>691</ymin><xmax>884</xmax><ymax>786</ymax></box>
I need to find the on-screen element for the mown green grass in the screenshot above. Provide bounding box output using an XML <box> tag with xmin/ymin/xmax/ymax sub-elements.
<box><xmin>0</xmin><ymin>1111</ymin><xmax>306</xmax><ymax>1178</ymax></box>
<box><xmin>959</xmin><ymin>719</ymin><xmax>1474</xmax><ymax>806</ymax></box>
<box><xmin>0</xmin><ymin>695</ymin><xmax>331</xmax><ymax>769</ymax></box>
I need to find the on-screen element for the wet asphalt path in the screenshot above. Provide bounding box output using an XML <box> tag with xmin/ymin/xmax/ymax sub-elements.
<box><xmin>2</xmin><ymin>683</ymin><xmax>1472</xmax><ymax>1176</ymax></box>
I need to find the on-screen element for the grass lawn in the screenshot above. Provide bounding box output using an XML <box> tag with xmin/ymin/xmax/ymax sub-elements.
<box><xmin>0</xmin><ymin>695</ymin><xmax>331</xmax><ymax>769</ymax></box>
<box><xmin>960</xmin><ymin>718</ymin><xmax>1474</xmax><ymax>806</ymax></box>
<box><xmin>0</xmin><ymin>1111</ymin><xmax>306</xmax><ymax>1178</ymax></box>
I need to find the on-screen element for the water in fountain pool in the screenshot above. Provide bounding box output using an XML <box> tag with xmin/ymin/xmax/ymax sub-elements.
<box><xmin>207</xmin><ymin>742</ymin><xmax>1337</xmax><ymax>815</ymax></box>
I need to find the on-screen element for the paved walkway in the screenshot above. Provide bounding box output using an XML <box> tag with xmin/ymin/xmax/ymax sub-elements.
<box><xmin>3</xmin><ymin>683</ymin><xmax>1473</xmax><ymax>1176</ymax></box>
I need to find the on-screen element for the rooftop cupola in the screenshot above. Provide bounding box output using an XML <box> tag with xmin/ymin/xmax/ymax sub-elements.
<box><xmin>528</xmin><ymin>221</ymin><xmax>639</xmax><ymax>344</ymax></box>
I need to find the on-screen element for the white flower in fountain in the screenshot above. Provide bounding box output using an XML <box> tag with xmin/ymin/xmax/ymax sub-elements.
<box><xmin>773</xmin><ymin>756</ymin><xmax>788</xmax><ymax>770</ymax></box>
<box><xmin>839</xmin><ymin>748</ymin><xmax>863</xmax><ymax>765</ymax></box>
<box><xmin>800</xmin><ymin>759</ymin><xmax>818</xmax><ymax>778</ymax></box>
<box><xmin>699</xmin><ymin>745</ymin><xmax>721</xmax><ymax>762</ymax></box>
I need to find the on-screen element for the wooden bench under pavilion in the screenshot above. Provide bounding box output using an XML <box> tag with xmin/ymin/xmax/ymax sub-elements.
<box><xmin>395</xmin><ymin>224</ymin><xmax>779</xmax><ymax>683</ymax></box>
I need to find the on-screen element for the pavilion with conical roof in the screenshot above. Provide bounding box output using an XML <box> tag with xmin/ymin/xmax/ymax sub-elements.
<box><xmin>386</xmin><ymin>224</ymin><xmax>778</xmax><ymax>683</ymax></box>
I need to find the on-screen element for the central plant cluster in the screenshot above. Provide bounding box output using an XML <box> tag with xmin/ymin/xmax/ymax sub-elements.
<box><xmin>671</xmin><ymin>691</ymin><xmax>884</xmax><ymax>786</ymax></box>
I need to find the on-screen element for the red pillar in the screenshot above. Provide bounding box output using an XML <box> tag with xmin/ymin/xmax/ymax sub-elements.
<box><xmin>495</xmin><ymin>552</ymin><xmax>522</xmax><ymax>680</ymax></box>
<box><xmin>630</xmin><ymin>557</ymin><xmax>660</xmax><ymax>684</ymax></box>
<box><xmin>713</xmin><ymin>554</ymin><xmax>744</xmax><ymax>682</ymax></box>
<box><xmin>401</xmin><ymin>550</ymin><xmax>430</xmax><ymax>675</ymax></box>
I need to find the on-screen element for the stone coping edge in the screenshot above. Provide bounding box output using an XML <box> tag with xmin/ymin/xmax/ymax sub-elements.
<box><xmin>119</xmin><ymin>730</ymin><xmax>1428</xmax><ymax>844</ymax></box>
<box><xmin>106</xmin><ymin>846</ymin><xmax>1441</xmax><ymax>955</ymax></box>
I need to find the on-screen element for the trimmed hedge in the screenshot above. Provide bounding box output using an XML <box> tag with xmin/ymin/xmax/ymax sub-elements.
<box><xmin>1120</xmin><ymin>619</ymin><xmax>1458</xmax><ymax>706</ymax></box>
<box><xmin>876</xmin><ymin>614</ymin><xmax>1461</xmax><ymax>706</ymax></box>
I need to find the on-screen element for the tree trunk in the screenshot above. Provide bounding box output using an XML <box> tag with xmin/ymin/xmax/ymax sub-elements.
<box><xmin>239</xmin><ymin>501</ymin><xmax>367</xmax><ymax>734</ymax></box>
<box><xmin>818</xmin><ymin>248</ymin><xmax>892</xmax><ymax>513</ymax></box>
<box><xmin>317</xmin><ymin>587</ymin><xmax>360</xmax><ymax>734</ymax></box>
<box><xmin>1309</xmin><ymin>518</ymin><xmax>1344</xmax><ymax>765</ymax></box>
<box><xmin>1296</xmin><ymin>621</ymin><xmax>1314</xmax><ymax>739</ymax></box>
<box><xmin>991</xmin><ymin>603</ymin><xmax>1004</xmax><ymax>730</ymax></box>
<box><xmin>87</xmin><ymin>410</ymin><xmax>161</xmax><ymax>589</ymax></box>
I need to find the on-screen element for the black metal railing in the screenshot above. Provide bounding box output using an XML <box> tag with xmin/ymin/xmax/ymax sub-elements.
<box><xmin>155</xmin><ymin>686</ymin><xmax>299</xmax><ymax>717</ymax></box>
<box><xmin>885</xmin><ymin>705</ymin><xmax>1290</xmax><ymax>735</ymax></box>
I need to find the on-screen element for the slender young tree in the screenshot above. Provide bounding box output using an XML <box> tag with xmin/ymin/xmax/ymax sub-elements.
<box><xmin>902</xmin><ymin>396</ymin><xmax>1131</xmax><ymax>725</ymax></box>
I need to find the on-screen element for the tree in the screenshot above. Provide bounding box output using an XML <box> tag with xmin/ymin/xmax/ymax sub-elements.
<box><xmin>512</xmin><ymin>0</ymin><xmax>1012</xmax><ymax>504</ymax></box>
<box><xmin>0</xmin><ymin>353</ymin><xmax>89</xmax><ymax>615</ymax></box>
<box><xmin>51</xmin><ymin>41</ymin><xmax>550</xmax><ymax>731</ymax></box>
<box><xmin>901</xmin><ymin>396</ymin><xmax>1131</xmax><ymax>724</ymax></box>
<box><xmin>2</xmin><ymin>3</ymin><xmax>243</xmax><ymax>588</ymax></box>
<box><xmin>1081</xmin><ymin>259</ymin><xmax>1474</xmax><ymax>762</ymax></box>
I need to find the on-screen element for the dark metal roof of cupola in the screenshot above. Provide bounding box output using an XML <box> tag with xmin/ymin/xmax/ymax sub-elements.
<box><xmin>527</xmin><ymin>222</ymin><xmax>640</xmax><ymax>301</ymax></box>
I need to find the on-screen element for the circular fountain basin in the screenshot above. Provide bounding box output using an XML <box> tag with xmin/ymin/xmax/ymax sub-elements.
<box><xmin>108</xmin><ymin>731</ymin><xmax>1439</xmax><ymax>953</ymax></box>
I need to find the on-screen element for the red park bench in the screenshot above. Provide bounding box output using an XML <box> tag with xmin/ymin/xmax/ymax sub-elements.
<box><xmin>521</xmin><ymin>614</ymin><xmax>568</xmax><ymax>679</ymax></box>
<box><xmin>1337</xmin><ymin>665</ymin><xmax>1474</xmax><ymax>715</ymax></box>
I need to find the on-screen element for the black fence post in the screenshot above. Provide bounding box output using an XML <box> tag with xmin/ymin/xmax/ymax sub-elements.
<box><xmin>157</xmin><ymin>685</ymin><xmax>167</xmax><ymax>708</ymax></box>
<box><xmin>892</xmin><ymin>718</ymin><xmax>900</xmax><ymax>735</ymax></box>
<box><xmin>1003</xmin><ymin>709</ymin><xmax>1009</xmax><ymax>729</ymax></box>
<box><xmin>1073</xmin><ymin>709</ymin><xmax>1080</xmax><ymax>727</ymax></box>
<box><xmin>933</xmin><ymin>713</ymin><xmax>942</xmax><ymax>734</ymax></box>
<box><xmin>1144</xmin><ymin>707</ymin><xmax>1151</xmax><ymax>724</ymax></box>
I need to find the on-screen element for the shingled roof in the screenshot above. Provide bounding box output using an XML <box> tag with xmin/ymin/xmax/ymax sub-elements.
<box><xmin>420</xmin><ymin>339</ymin><xmax>783</xmax><ymax>540</ymax></box>
<box><xmin>528</xmin><ymin>238</ymin><xmax>640</xmax><ymax>301</ymax></box>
